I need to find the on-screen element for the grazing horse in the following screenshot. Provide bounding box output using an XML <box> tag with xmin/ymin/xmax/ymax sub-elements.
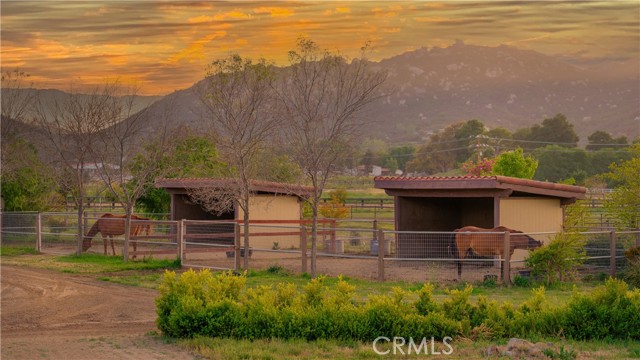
<box><xmin>83</xmin><ymin>214</ymin><xmax>153</xmax><ymax>257</ymax></box>
<box><xmin>451</xmin><ymin>226</ymin><xmax>542</xmax><ymax>278</ymax></box>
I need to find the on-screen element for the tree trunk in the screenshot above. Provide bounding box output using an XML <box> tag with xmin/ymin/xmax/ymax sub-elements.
<box><xmin>310</xmin><ymin>200</ymin><xmax>318</xmax><ymax>278</ymax></box>
<box><xmin>76</xmin><ymin>202</ymin><xmax>84</xmax><ymax>255</ymax></box>
<box><xmin>243</xmin><ymin>210</ymin><xmax>250</xmax><ymax>270</ymax></box>
<box><xmin>123</xmin><ymin>205</ymin><xmax>132</xmax><ymax>262</ymax></box>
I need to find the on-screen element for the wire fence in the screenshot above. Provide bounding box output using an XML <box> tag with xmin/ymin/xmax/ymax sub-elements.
<box><xmin>2</xmin><ymin>212</ymin><xmax>639</xmax><ymax>285</ymax></box>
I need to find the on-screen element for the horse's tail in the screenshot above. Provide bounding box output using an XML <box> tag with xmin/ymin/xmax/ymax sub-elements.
<box><xmin>450</xmin><ymin>230</ymin><xmax>462</xmax><ymax>279</ymax></box>
<box><xmin>448</xmin><ymin>231</ymin><xmax>458</xmax><ymax>259</ymax></box>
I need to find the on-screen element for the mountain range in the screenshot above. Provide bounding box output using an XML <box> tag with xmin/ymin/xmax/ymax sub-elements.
<box><xmin>6</xmin><ymin>42</ymin><xmax>640</xmax><ymax>146</ymax></box>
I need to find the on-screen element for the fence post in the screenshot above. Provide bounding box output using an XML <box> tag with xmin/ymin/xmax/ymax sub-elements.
<box><xmin>301</xmin><ymin>226</ymin><xmax>308</xmax><ymax>274</ymax></box>
<box><xmin>378</xmin><ymin>229</ymin><xmax>385</xmax><ymax>281</ymax></box>
<box><xmin>234</xmin><ymin>222</ymin><xmax>241</xmax><ymax>271</ymax></box>
<box><xmin>610</xmin><ymin>230</ymin><xmax>617</xmax><ymax>277</ymax></box>
<box><xmin>503</xmin><ymin>231</ymin><xmax>511</xmax><ymax>287</ymax></box>
<box><xmin>177</xmin><ymin>220</ymin><xmax>184</xmax><ymax>262</ymax></box>
<box><xmin>36</xmin><ymin>212</ymin><xmax>42</xmax><ymax>252</ymax></box>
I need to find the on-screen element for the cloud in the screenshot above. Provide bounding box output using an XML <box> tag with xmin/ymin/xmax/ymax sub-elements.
<box><xmin>254</xmin><ymin>7</ymin><xmax>294</xmax><ymax>18</ymax></box>
<box><xmin>167</xmin><ymin>31</ymin><xmax>227</xmax><ymax>64</ymax></box>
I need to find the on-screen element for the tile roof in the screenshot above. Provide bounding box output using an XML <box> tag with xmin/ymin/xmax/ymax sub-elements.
<box><xmin>155</xmin><ymin>178</ymin><xmax>314</xmax><ymax>198</ymax></box>
<box><xmin>374</xmin><ymin>175</ymin><xmax>586</xmax><ymax>199</ymax></box>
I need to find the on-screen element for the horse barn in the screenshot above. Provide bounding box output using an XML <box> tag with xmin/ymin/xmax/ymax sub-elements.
<box><xmin>155</xmin><ymin>178</ymin><xmax>313</xmax><ymax>248</ymax></box>
<box><xmin>374</xmin><ymin>176</ymin><xmax>587</xmax><ymax>259</ymax></box>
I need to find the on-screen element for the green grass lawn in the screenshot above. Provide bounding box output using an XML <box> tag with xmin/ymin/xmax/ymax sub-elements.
<box><xmin>172</xmin><ymin>336</ymin><xmax>640</xmax><ymax>360</ymax></box>
<box><xmin>4</xmin><ymin>251</ymin><xmax>638</xmax><ymax>360</ymax></box>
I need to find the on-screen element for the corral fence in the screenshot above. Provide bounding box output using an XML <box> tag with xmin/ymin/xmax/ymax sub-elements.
<box><xmin>2</xmin><ymin>211</ymin><xmax>639</xmax><ymax>285</ymax></box>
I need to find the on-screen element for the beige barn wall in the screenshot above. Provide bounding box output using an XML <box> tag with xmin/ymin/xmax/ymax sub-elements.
<box><xmin>499</xmin><ymin>197</ymin><xmax>563</xmax><ymax>264</ymax></box>
<box><xmin>237</xmin><ymin>195</ymin><xmax>302</xmax><ymax>249</ymax></box>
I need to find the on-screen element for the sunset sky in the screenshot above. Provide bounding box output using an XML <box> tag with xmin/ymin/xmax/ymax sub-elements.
<box><xmin>2</xmin><ymin>1</ymin><xmax>639</xmax><ymax>95</ymax></box>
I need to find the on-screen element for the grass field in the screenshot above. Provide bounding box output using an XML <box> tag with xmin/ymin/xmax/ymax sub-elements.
<box><xmin>3</xmin><ymin>252</ymin><xmax>638</xmax><ymax>360</ymax></box>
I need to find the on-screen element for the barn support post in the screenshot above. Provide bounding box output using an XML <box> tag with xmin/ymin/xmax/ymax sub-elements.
<box><xmin>502</xmin><ymin>231</ymin><xmax>511</xmax><ymax>287</ymax></box>
<box><xmin>177</xmin><ymin>220</ymin><xmax>184</xmax><ymax>262</ymax></box>
<box><xmin>35</xmin><ymin>212</ymin><xmax>42</xmax><ymax>252</ymax></box>
<box><xmin>234</xmin><ymin>222</ymin><xmax>241</xmax><ymax>271</ymax></box>
<box><xmin>301</xmin><ymin>226</ymin><xmax>308</xmax><ymax>274</ymax></box>
<box><xmin>610</xmin><ymin>230</ymin><xmax>617</xmax><ymax>277</ymax></box>
<box><xmin>377</xmin><ymin>229</ymin><xmax>385</xmax><ymax>281</ymax></box>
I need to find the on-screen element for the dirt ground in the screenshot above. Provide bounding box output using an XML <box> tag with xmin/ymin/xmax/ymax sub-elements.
<box><xmin>1</xmin><ymin>265</ymin><xmax>200</xmax><ymax>360</ymax></box>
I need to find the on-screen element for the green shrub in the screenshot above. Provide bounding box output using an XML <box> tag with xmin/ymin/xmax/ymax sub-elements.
<box><xmin>562</xmin><ymin>278</ymin><xmax>640</xmax><ymax>340</ymax></box>
<box><xmin>525</xmin><ymin>231</ymin><xmax>586</xmax><ymax>285</ymax></box>
<box><xmin>155</xmin><ymin>269</ymin><xmax>640</xmax><ymax>342</ymax></box>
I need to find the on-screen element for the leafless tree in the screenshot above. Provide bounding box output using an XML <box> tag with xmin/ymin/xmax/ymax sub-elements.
<box><xmin>275</xmin><ymin>38</ymin><xmax>387</xmax><ymax>276</ymax></box>
<box><xmin>32</xmin><ymin>81</ymin><xmax>175</xmax><ymax>259</ymax></box>
<box><xmin>1</xmin><ymin>69</ymin><xmax>37</xmax><ymax>176</ymax></box>
<box><xmin>91</xmin><ymin>87</ymin><xmax>180</xmax><ymax>260</ymax></box>
<box><xmin>32</xmin><ymin>83</ymin><xmax>119</xmax><ymax>254</ymax></box>
<box><xmin>194</xmin><ymin>54</ymin><xmax>281</xmax><ymax>269</ymax></box>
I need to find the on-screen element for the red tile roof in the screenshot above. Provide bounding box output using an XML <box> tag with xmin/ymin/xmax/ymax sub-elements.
<box><xmin>374</xmin><ymin>175</ymin><xmax>586</xmax><ymax>199</ymax></box>
<box><xmin>155</xmin><ymin>178</ymin><xmax>314</xmax><ymax>198</ymax></box>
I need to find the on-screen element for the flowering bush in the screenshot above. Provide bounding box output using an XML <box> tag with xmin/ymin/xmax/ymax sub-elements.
<box><xmin>462</xmin><ymin>158</ymin><xmax>495</xmax><ymax>176</ymax></box>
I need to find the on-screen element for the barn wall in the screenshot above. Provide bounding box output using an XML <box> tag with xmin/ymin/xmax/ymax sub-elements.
<box><xmin>499</xmin><ymin>198</ymin><xmax>562</xmax><ymax>234</ymax></box>
<box><xmin>499</xmin><ymin>197</ymin><xmax>562</xmax><ymax>264</ymax></box>
<box><xmin>237</xmin><ymin>195</ymin><xmax>302</xmax><ymax>249</ymax></box>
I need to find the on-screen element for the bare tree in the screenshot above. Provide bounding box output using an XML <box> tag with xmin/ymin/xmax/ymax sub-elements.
<box><xmin>32</xmin><ymin>83</ymin><xmax>117</xmax><ymax>254</ymax></box>
<box><xmin>194</xmin><ymin>54</ymin><xmax>280</xmax><ymax>269</ymax></box>
<box><xmin>275</xmin><ymin>38</ymin><xmax>387</xmax><ymax>276</ymax></box>
<box><xmin>91</xmin><ymin>88</ymin><xmax>179</xmax><ymax>260</ymax></box>
<box><xmin>1</xmin><ymin>69</ymin><xmax>37</xmax><ymax>177</ymax></box>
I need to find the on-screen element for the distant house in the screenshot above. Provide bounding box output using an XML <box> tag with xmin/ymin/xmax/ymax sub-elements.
<box><xmin>374</xmin><ymin>175</ymin><xmax>586</xmax><ymax>259</ymax></box>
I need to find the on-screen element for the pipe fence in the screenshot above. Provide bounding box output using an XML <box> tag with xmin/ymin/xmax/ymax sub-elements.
<box><xmin>2</xmin><ymin>211</ymin><xmax>639</xmax><ymax>285</ymax></box>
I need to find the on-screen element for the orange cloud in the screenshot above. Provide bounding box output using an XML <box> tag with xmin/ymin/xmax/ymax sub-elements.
<box><xmin>254</xmin><ymin>7</ymin><xmax>294</xmax><ymax>18</ymax></box>
<box><xmin>167</xmin><ymin>31</ymin><xmax>227</xmax><ymax>64</ymax></box>
<box><xmin>213</xmin><ymin>10</ymin><xmax>252</xmax><ymax>21</ymax></box>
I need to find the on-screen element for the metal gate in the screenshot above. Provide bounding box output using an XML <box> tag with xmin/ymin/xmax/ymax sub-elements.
<box><xmin>181</xmin><ymin>220</ymin><xmax>239</xmax><ymax>270</ymax></box>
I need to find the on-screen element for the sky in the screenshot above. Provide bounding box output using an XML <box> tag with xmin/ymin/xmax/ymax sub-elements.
<box><xmin>2</xmin><ymin>1</ymin><xmax>639</xmax><ymax>95</ymax></box>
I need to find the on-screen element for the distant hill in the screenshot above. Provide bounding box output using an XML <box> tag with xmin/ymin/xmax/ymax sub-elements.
<box><xmin>7</xmin><ymin>42</ymin><xmax>639</xmax><ymax>146</ymax></box>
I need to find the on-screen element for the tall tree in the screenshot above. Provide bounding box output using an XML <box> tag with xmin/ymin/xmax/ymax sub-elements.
<box><xmin>492</xmin><ymin>148</ymin><xmax>538</xmax><ymax>179</ymax></box>
<box><xmin>1</xmin><ymin>69</ymin><xmax>39</xmax><ymax>201</ymax></box>
<box><xmin>604</xmin><ymin>143</ymin><xmax>640</xmax><ymax>229</ymax></box>
<box><xmin>406</xmin><ymin>122</ymin><xmax>464</xmax><ymax>174</ymax></box>
<box><xmin>33</xmin><ymin>83</ymin><xmax>117</xmax><ymax>254</ymax></box>
<box><xmin>90</xmin><ymin>85</ymin><xmax>177</xmax><ymax>260</ymax></box>
<box><xmin>194</xmin><ymin>54</ymin><xmax>280</xmax><ymax>269</ymax></box>
<box><xmin>276</xmin><ymin>38</ymin><xmax>387</xmax><ymax>276</ymax></box>
<box><xmin>586</xmin><ymin>130</ymin><xmax>628</xmax><ymax>151</ymax></box>
<box><xmin>527</xmin><ymin>113</ymin><xmax>579</xmax><ymax>148</ymax></box>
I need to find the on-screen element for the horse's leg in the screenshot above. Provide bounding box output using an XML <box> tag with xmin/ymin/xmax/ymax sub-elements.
<box><xmin>110</xmin><ymin>235</ymin><xmax>116</xmax><ymax>255</ymax></box>
<box><xmin>102</xmin><ymin>234</ymin><xmax>107</xmax><ymax>255</ymax></box>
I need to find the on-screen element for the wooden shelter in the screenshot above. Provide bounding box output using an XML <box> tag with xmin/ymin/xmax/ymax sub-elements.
<box><xmin>155</xmin><ymin>178</ymin><xmax>313</xmax><ymax>248</ymax></box>
<box><xmin>155</xmin><ymin>178</ymin><xmax>312</xmax><ymax>222</ymax></box>
<box><xmin>374</xmin><ymin>175</ymin><xmax>587</xmax><ymax>258</ymax></box>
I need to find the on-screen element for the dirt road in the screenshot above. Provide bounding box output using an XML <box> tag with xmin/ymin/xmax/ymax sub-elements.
<box><xmin>1</xmin><ymin>265</ymin><xmax>199</xmax><ymax>359</ymax></box>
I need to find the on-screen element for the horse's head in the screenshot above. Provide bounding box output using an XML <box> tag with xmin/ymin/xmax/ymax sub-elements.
<box><xmin>527</xmin><ymin>235</ymin><xmax>543</xmax><ymax>249</ymax></box>
<box><xmin>82</xmin><ymin>237</ymin><xmax>92</xmax><ymax>252</ymax></box>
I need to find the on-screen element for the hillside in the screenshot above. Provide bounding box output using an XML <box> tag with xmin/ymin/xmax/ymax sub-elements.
<box><xmin>6</xmin><ymin>42</ymin><xmax>639</xmax><ymax>145</ymax></box>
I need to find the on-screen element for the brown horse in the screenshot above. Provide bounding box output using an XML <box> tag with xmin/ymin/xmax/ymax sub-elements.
<box><xmin>451</xmin><ymin>226</ymin><xmax>542</xmax><ymax>278</ymax></box>
<box><xmin>83</xmin><ymin>214</ymin><xmax>153</xmax><ymax>257</ymax></box>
